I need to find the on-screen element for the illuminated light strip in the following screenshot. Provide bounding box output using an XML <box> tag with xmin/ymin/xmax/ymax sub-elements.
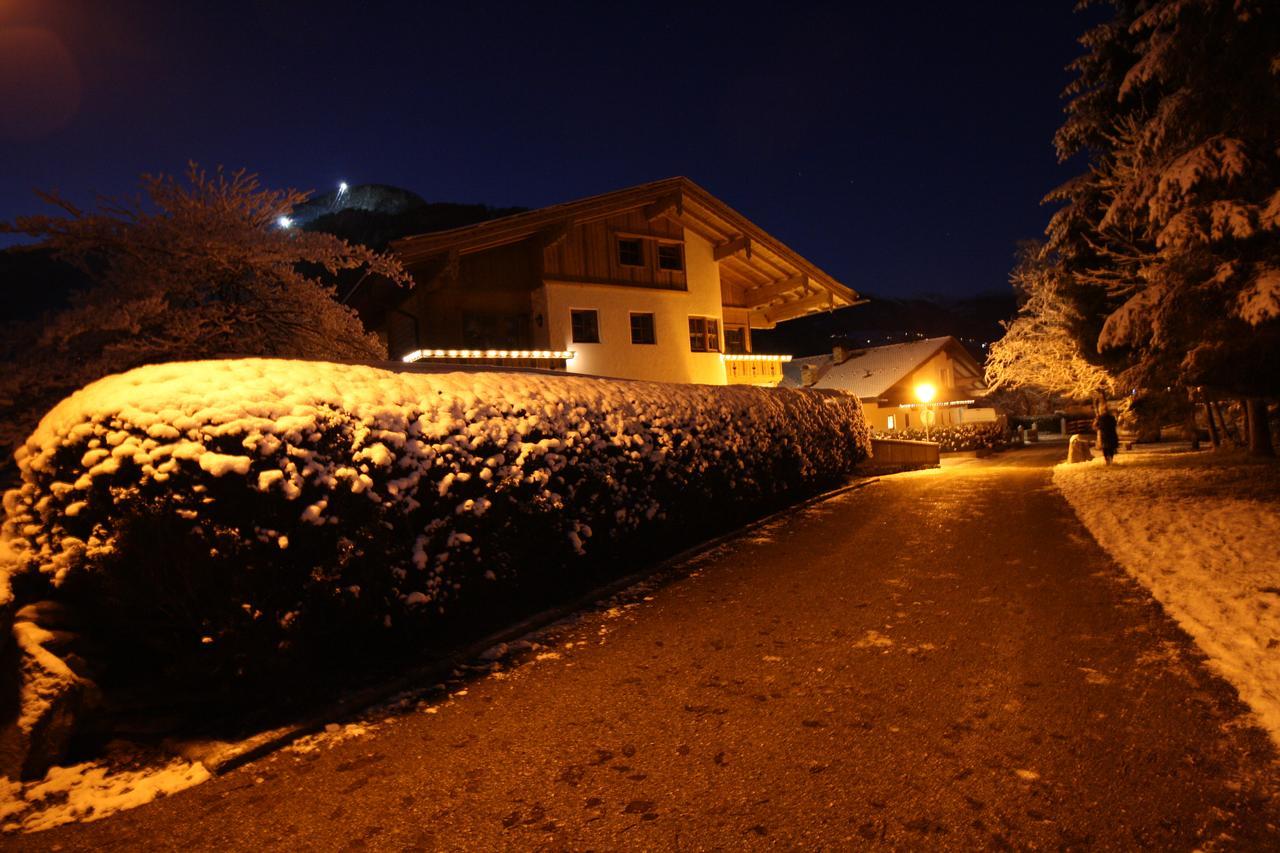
<box><xmin>720</xmin><ymin>354</ymin><xmax>794</xmax><ymax>362</ymax></box>
<box><xmin>402</xmin><ymin>349</ymin><xmax>575</xmax><ymax>363</ymax></box>
<box><xmin>898</xmin><ymin>399</ymin><xmax>975</xmax><ymax>409</ymax></box>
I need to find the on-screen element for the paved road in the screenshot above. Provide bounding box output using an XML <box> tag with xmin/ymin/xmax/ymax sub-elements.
<box><xmin>19</xmin><ymin>447</ymin><xmax>1280</xmax><ymax>850</ymax></box>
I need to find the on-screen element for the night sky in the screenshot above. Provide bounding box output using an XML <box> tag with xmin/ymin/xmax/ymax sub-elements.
<box><xmin>1</xmin><ymin>1</ymin><xmax>1098</xmax><ymax>301</ymax></box>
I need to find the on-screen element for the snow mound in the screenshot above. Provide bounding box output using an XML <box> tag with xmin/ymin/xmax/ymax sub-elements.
<box><xmin>1</xmin><ymin>757</ymin><xmax>209</xmax><ymax>834</ymax></box>
<box><xmin>1054</xmin><ymin>446</ymin><xmax>1280</xmax><ymax>745</ymax></box>
<box><xmin>1</xmin><ymin>358</ymin><xmax>869</xmax><ymax>687</ymax></box>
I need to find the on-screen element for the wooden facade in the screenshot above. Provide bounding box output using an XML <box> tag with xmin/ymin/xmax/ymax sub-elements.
<box><xmin>542</xmin><ymin>209</ymin><xmax>687</xmax><ymax>292</ymax></box>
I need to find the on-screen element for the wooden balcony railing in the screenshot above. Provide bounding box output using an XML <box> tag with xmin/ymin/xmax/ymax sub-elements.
<box><xmin>722</xmin><ymin>353</ymin><xmax>791</xmax><ymax>386</ymax></box>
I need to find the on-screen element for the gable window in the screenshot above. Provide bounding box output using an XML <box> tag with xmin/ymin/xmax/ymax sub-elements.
<box><xmin>570</xmin><ymin>309</ymin><xmax>600</xmax><ymax>343</ymax></box>
<box><xmin>617</xmin><ymin>238</ymin><xmax>644</xmax><ymax>267</ymax></box>
<box><xmin>688</xmin><ymin>316</ymin><xmax>720</xmax><ymax>353</ymax></box>
<box><xmin>656</xmin><ymin>243</ymin><xmax>684</xmax><ymax>271</ymax></box>
<box><xmin>886</xmin><ymin>414</ymin><xmax>896</xmax><ymax>431</ymax></box>
<box><xmin>630</xmin><ymin>312</ymin><xmax>656</xmax><ymax>345</ymax></box>
<box><xmin>723</xmin><ymin>326</ymin><xmax>746</xmax><ymax>354</ymax></box>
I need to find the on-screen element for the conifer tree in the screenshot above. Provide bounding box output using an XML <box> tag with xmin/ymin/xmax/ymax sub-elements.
<box><xmin>1020</xmin><ymin>0</ymin><xmax>1278</xmax><ymax>453</ymax></box>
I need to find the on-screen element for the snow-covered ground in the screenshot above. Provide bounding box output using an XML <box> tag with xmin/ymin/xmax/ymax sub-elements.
<box><xmin>1054</xmin><ymin>444</ymin><xmax>1280</xmax><ymax>744</ymax></box>
<box><xmin>0</xmin><ymin>552</ymin><xmax>687</xmax><ymax>834</ymax></box>
<box><xmin>0</xmin><ymin>753</ymin><xmax>209</xmax><ymax>833</ymax></box>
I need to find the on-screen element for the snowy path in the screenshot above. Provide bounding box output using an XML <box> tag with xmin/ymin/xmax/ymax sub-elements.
<box><xmin>15</xmin><ymin>447</ymin><xmax>1280</xmax><ymax>850</ymax></box>
<box><xmin>1054</xmin><ymin>445</ymin><xmax>1280</xmax><ymax>745</ymax></box>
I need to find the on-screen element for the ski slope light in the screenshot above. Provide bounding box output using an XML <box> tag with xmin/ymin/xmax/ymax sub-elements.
<box><xmin>276</xmin><ymin>215</ymin><xmax>293</xmax><ymax>229</ymax></box>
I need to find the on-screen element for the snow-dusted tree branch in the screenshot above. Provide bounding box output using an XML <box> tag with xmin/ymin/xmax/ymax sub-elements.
<box><xmin>0</xmin><ymin>164</ymin><xmax>413</xmax><ymax>480</ymax></box>
<box><xmin>985</xmin><ymin>246</ymin><xmax>1115</xmax><ymax>403</ymax></box>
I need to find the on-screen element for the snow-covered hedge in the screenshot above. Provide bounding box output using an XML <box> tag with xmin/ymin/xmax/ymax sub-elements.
<box><xmin>873</xmin><ymin>423</ymin><xmax>1010</xmax><ymax>453</ymax></box>
<box><xmin>1</xmin><ymin>359</ymin><xmax>869</xmax><ymax>688</ymax></box>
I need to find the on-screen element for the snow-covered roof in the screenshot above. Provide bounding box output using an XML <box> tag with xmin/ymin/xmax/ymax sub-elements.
<box><xmin>779</xmin><ymin>336</ymin><xmax>963</xmax><ymax>398</ymax></box>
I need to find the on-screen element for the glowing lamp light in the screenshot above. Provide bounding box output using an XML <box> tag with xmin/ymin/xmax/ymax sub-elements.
<box><xmin>276</xmin><ymin>215</ymin><xmax>293</xmax><ymax>229</ymax></box>
<box><xmin>914</xmin><ymin>382</ymin><xmax>937</xmax><ymax>441</ymax></box>
<box><xmin>338</xmin><ymin>181</ymin><xmax>349</xmax><ymax>194</ymax></box>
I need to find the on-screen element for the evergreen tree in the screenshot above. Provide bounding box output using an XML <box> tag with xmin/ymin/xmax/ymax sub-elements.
<box><xmin>1042</xmin><ymin>0</ymin><xmax>1279</xmax><ymax>453</ymax></box>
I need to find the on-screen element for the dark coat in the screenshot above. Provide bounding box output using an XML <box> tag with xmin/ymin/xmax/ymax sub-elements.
<box><xmin>1094</xmin><ymin>412</ymin><xmax>1119</xmax><ymax>450</ymax></box>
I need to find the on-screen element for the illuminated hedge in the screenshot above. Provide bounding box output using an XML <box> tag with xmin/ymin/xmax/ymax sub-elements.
<box><xmin>875</xmin><ymin>423</ymin><xmax>1011</xmax><ymax>453</ymax></box>
<box><xmin>0</xmin><ymin>359</ymin><xmax>870</xmax><ymax>689</ymax></box>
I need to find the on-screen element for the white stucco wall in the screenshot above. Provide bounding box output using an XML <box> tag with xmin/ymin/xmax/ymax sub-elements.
<box><xmin>542</xmin><ymin>229</ymin><xmax>728</xmax><ymax>385</ymax></box>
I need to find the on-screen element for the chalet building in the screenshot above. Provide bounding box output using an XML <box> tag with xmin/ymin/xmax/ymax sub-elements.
<box><xmin>377</xmin><ymin>178</ymin><xmax>861</xmax><ymax>385</ymax></box>
<box><xmin>780</xmin><ymin>336</ymin><xmax>994</xmax><ymax>432</ymax></box>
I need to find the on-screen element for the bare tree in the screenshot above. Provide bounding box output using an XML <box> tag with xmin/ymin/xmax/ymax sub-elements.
<box><xmin>0</xmin><ymin>164</ymin><xmax>413</xmax><ymax>478</ymax></box>
<box><xmin>985</xmin><ymin>246</ymin><xmax>1115</xmax><ymax>406</ymax></box>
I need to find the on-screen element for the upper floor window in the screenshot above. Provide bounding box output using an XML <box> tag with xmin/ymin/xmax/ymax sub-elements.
<box><xmin>630</xmin><ymin>312</ymin><xmax>656</xmax><ymax>345</ymax></box>
<box><xmin>688</xmin><ymin>316</ymin><xmax>720</xmax><ymax>353</ymax></box>
<box><xmin>723</xmin><ymin>326</ymin><xmax>746</xmax><ymax>354</ymax></box>
<box><xmin>656</xmin><ymin>243</ymin><xmax>684</xmax><ymax>271</ymax></box>
<box><xmin>617</xmin><ymin>238</ymin><xmax>644</xmax><ymax>267</ymax></box>
<box><xmin>571</xmin><ymin>309</ymin><xmax>600</xmax><ymax>343</ymax></box>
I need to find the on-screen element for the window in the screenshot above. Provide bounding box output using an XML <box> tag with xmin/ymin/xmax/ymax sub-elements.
<box><xmin>723</xmin><ymin>327</ymin><xmax>746</xmax><ymax>354</ymax></box>
<box><xmin>462</xmin><ymin>312</ymin><xmax>530</xmax><ymax>348</ymax></box>
<box><xmin>570</xmin><ymin>309</ymin><xmax>600</xmax><ymax>343</ymax></box>
<box><xmin>886</xmin><ymin>414</ymin><xmax>896</xmax><ymax>431</ymax></box>
<box><xmin>630</xmin><ymin>312</ymin><xmax>656</xmax><ymax>345</ymax></box>
<box><xmin>688</xmin><ymin>316</ymin><xmax>720</xmax><ymax>352</ymax></box>
<box><xmin>656</xmin><ymin>243</ymin><xmax>683</xmax><ymax>271</ymax></box>
<box><xmin>903</xmin><ymin>412</ymin><xmax>911</xmax><ymax>429</ymax></box>
<box><xmin>617</xmin><ymin>238</ymin><xmax>644</xmax><ymax>267</ymax></box>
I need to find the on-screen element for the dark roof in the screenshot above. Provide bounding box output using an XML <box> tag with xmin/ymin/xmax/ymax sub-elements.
<box><xmin>390</xmin><ymin>177</ymin><xmax>861</xmax><ymax>322</ymax></box>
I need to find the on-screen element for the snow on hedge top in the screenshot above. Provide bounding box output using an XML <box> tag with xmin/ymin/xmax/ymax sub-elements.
<box><xmin>3</xmin><ymin>358</ymin><xmax>870</xmax><ymax>590</ymax></box>
<box><xmin>16</xmin><ymin>358</ymin><xmax>864</xmax><ymax>474</ymax></box>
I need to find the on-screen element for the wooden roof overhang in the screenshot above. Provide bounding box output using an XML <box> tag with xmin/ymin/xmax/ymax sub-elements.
<box><xmin>390</xmin><ymin>177</ymin><xmax>862</xmax><ymax>327</ymax></box>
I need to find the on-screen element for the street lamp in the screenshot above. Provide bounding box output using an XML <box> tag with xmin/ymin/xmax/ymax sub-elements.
<box><xmin>915</xmin><ymin>382</ymin><xmax>936</xmax><ymax>441</ymax></box>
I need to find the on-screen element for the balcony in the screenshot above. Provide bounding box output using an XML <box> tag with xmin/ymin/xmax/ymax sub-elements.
<box><xmin>722</xmin><ymin>353</ymin><xmax>792</xmax><ymax>386</ymax></box>
<box><xmin>401</xmin><ymin>348</ymin><xmax>575</xmax><ymax>371</ymax></box>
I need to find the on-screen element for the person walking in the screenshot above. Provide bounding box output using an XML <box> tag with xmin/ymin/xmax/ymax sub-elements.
<box><xmin>1093</xmin><ymin>406</ymin><xmax>1120</xmax><ymax>465</ymax></box>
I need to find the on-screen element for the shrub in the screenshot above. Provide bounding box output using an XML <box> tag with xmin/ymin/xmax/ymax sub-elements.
<box><xmin>874</xmin><ymin>422</ymin><xmax>1011</xmax><ymax>453</ymax></box>
<box><xmin>1</xmin><ymin>359</ymin><xmax>869</xmax><ymax>696</ymax></box>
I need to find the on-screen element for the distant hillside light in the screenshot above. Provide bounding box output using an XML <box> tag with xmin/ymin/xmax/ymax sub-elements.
<box><xmin>276</xmin><ymin>215</ymin><xmax>293</xmax><ymax>229</ymax></box>
<box><xmin>338</xmin><ymin>181</ymin><xmax>349</xmax><ymax>194</ymax></box>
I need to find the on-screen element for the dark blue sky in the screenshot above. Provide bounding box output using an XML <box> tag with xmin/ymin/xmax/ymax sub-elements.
<box><xmin>0</xmin><ymin>1</ymin><xmax>1098</xmax><ymax>300</ymax></box>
